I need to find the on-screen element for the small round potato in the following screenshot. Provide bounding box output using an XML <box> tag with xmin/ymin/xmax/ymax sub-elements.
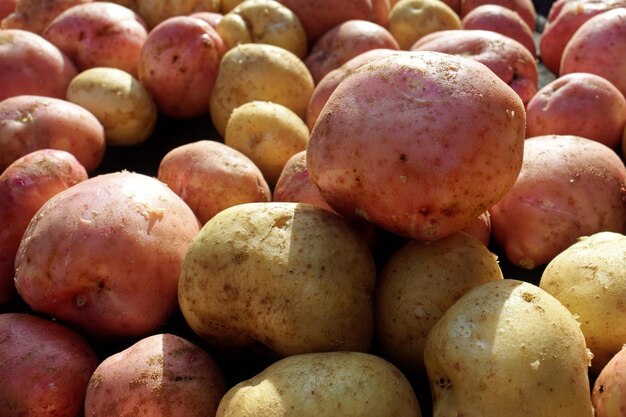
<box><xmin>1</xmin><ymin>0</ymin><xmax>89</xmax><ymax>34</ymax></box>
<box><xmin>209</xmin><ymin>43</ymin><xmax>314</xmax><ymax>137</ymax></box>
<box><xmin>158</xmin><ymin>140</ymin><xmax>271</xmax><ymax>224</ymax></box>
<box><xmin>66</xmin><ymin>67</ymin><xmax>158</xmax><ymax>146</ymax></box>
<box><xmin>459</xmin><ymin>0</ymin><xmax>537</xmax><ymax>30</ymax></box>
<box><xmin>216</xmin><ymin>0</ymin><xmax>307</xmax><ymax>59</ymax></box>
<box><xmin>178</xmin><ymin>202</ymin><xmax>377</xmax><ymax>357</ymax></box>
<box><xmin>375</xmin><ymin>232</ymin><xmax>503</xmax><ymax>373</ymax></box>
<box><xmin>388</xmin><ymin>0</ymin><xmax>462</xmax><ymax>50</ymax></box>
<box><xmin>224</xmin><ymin>101</ymin><xmax>310</xmax><ymax>185</ymax></box>
<box><xmin>540</xmin><ymin>232</ymin><xmax>626</xmax><ymax>373</ymax></box>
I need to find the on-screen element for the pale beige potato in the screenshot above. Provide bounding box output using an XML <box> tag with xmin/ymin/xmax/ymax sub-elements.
<box><xmin>388</xmin><ymin>0</ymin><xmax>462</xmax><ymax>50</ymax></box>
<box><xmin>539</xmin><ymin>232</ymin><xmax>626</xmax><ymax>373</ymax></box>
<box><xmin>1</xmin><ymin>0</ymin><xmax>90</xmax><ymax>35</ymax></box>
<box><xmin>178</xmin><ymin>202</ymin><xmax>377</xmax><ymax>357</ymax></box>
<box><xmin>209</xmin><ymin>43</ymin><xmax>314</xmax><ymax>137</ymax></box>
<box><xmin>216</xmin><ymin>351</ymin><xmax>422</xmax><ymax>417</ymax></box>
<box><xmin>113</xmin><ymin>0</ymin><xmax>221</xmax><ymax>28</ymax></box>
<box><xmin>425</xmin><ymin>279</ymin><xmax>594</xmax><ymax>417</ymax></box>
<box><xmin>216</xmin><ymin>0</ymin><xmax>307</xmax><ymax>59</ymax></box>
<box><xmin>375</xmin><ymin>232</ymin><xmax>503</xmax><ymax>373</ymax></box>
<box><xmin>66</xmin><ymin>67</ymin><xmax>157</xmax><ymax>146</ymax></box>
<box><xmin>224</xmin><ymin>101</ymin><xmax>309</xmax><ymax>184</ymax></box>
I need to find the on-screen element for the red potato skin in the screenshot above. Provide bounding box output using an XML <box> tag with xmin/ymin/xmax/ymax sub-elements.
<box><xmin>14</xmin><ymin>171</ymin><xmax>201</xmax><ymax>340</ymax></box>
<box><xmin>0</xmin><ymin>0</ymin><xmax>90</xmax><ymax>35</ymax></box>
<box><xmin>158</xmin><ymin>140</ymin><xmax>271</xmax><ymax>224</ymax></box>
<box><xmin>138</xmin><ymin>16</ymin><xmax>227</xmax><ymax>119</ymax></box>
<box><xmin>459</xmin><ymin>0</ymin><xmax>537</xmax><ymax>30</ymax></box>
<box><xmin>525</xmin><ymin>72</ymin><xmax>626</xmax><ymax>149</ymax></box>
<box><xmin>593</xmin><ymin>347</ymin><xmax>626</xmax><ymax>417</ymax></box>
<box><xmin>0</xmin><ymin>313</ymin><xmax>99</xmax><ymax>417</ymax></box>
<box><xmin>0</xmin><ymin>0</ymin><xmax>16</xmax><ymax>21</ymax></box>
<box><xmin>0</xmin><ymin>29</ymin><xmax>77</xmax><ymax>102</ymax></box>
<box><xmin>412</xmin><ymin>29</ymin><xmax>538</xmax><ymax>104</ymax></box>
<box><xmin>0</xmin><ymin>95</ymin><xmax>106</xmax><ymax>173</ymax></box>
<box><xmin>85</xmin><ymin>333</ymin><xmax>226</xmax><ymax>417</ymax></box>
<box><xmin>0</xmin><ymin>149</ymin><xmax>88</xmax><ymax>304</ymax></box>
<box><xmin>304</xmin><ymin>19</ymin><xmax>400</xmax><ymax>84</ymax></box>
<box><xmin>560</xmin><ymin>8</ymin><xmax>626</xmax><ymax>97</ymax></box>
<box><xmin>461</xmin><ymin>211</ymin><xmax>491</xmax><ymax>246</ymax></box>
<box><xmin>490</xmin><ymin>135</ymin><xmax>626</xmax><ymax>270</ymax></box>
<box><xmin>42</xmin><ymin>2</ymin><xmax>148</xmax><ymax>78</ymax></box>
<box><xmin>307</xmin><ymin>51</ymin><xmax>526</xmax><ymax>241</ymax></box>
<box><xmin>462</xmin><ymin>4</ymin><xmax>536</xmax><ymax>56</ymax></box>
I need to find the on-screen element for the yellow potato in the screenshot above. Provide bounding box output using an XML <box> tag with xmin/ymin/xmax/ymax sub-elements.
<box><xmin>224</xmin><ymin>101</ymin><xmax>309</xmax><ymax>184</ymax></box>
<box><xmin>66</xmin><ymin>67</ymin><xmax>157</xmax><ymax>146</ymax></box>
<box><xmin>216</xmin><ymin>0</ymin><xmax>307</xmax><ymax>59</ymax></box>
<box><xmin>209</xmin><ymin>43</ymin><xmax>314</xmax><ymax>137</ymax></box>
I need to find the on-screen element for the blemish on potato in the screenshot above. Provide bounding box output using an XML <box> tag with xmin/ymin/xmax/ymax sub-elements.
<box><xmin>74</xmin><ymin>294</ymin><xmax>87</xmax><ymax>308</ymax></box>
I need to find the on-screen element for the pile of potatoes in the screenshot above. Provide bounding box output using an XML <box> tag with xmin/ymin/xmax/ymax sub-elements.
<box><xmin>1</xmin><ymin>0</ymin><xmax>626</xmax><ymax>416</ymax></box>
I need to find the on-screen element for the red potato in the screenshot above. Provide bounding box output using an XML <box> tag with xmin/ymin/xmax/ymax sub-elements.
<box><xmin>459</xmin><ymin>0</ymin><xmax>537</xmax><ymax>30</ymax></box>
<box><xmin>275</xmin><ymin>0</ymin><xmax>391</xmax><ymax>44</ymax></box>
<box><xmin>0</xmin><ymin>29</ymin><xmax>77</xmax><ymax>102</ymax></box>
<box><xmin>0</xmin><ymin>313</ymin><xmax>99</xmax><ymax>417</ymax></box>
<box><xmin>593</xmin><ymin>346</ymin><xmax>626</xmax><ymax>417</ymax></box>
<box><xmin>42</xmin><ymin>2</ymin><xmax>148</xmax><ymax>78</ymax></box>
<box><xmin>525</xmin><ymin>72</ymin><xmax>626</xmax><ymax>149</ymax></box>
<box><xmin>560</xmin><ymin>8</ymin><xmax>626</xmax><ymax>97</ymax></box>
<box><xmin>85</xmin><ymin>333</ymin><xmax>226</xmax><ymax>417</ymax></box>
<box><xmin>138</xmin><ymin>15</ymin><xmax>226</xmax><ymax>119</ymax></box>
<box><xmin>539</xmin><ymin>0</ymin><xmax>626</xmax><ymax>76</ymax></box>
<box><xmin>0</xmin><ymin>95</ymin><xmax>106</xmax><ymax>173</ymax></box>
<box><xmin>304</xmin><ymin>19</ymin><xmax>399</xmax><ymax>84</ymax></box>
<box><xmin>158</xmin><ymin>140</ymin><xmax>271</xmax><ymax>224</ymax></box>
<box><xmin>462</xmin><ymin>4</ymin><xmax>537</xmax><ymax>56</ymax></box>
<box><xmin>307</xmin><ymin>51</ymin><xmax>526</xmax><ymax>241</ymax></box>
<box><xmin>0</xmin><ymin>149</ymin><xmax>87</xmax><ymax>304</ymax></box>
<box><xmin>490</xmin><ymin>135</ymin><xmax>626</xmax><ymax>270</ymax></box>
<box><xmin>0</xmin><ymin>0</ymin><xmax>16</xmax><ymax>21</ymax></box>
<box><xmin>0</xmin><ymin>0</ymin><xmax>90</xmax><ymax>35</ymax></box>
<box><xmin>412</xmin><ymin>29</ymin><xmax>538</xmax><ymax>104</ymax></box>
<box><xmin>14</xmin><ymin>171</ymin><xmax>201</xmax><ymax>340</ymax></box>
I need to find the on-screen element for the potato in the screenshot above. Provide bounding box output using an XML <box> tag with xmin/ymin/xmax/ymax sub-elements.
<box><xmin>0</xmin><ymin>29</ymin><xmax>77</xmax><ymax>101</ymax></box>
<box><xmin>14</xmin><ymin>171</ymin><xmax>201</xmax><ymax>339</ymax></box>
<box><xmin>539</xmin><ymin>0</ymin><xmax>626</xmax><ymax>75</ymax></box>
<box><xmin>178</xmin><ymin>202</ymin><xmax>376</xmax><ymax>356</ymax></box>
<box><xmin>525</xmin><ymin>73</ymin><xmax>626</xmax><ymax>149</ymax></box>
<box><xmin>66</xmin><ymin>67</ymin><xmax>158</xmax><ymax>146</ymax></box>
<box><xmin>189</xmin><ymin>10</ymin><xmax>223</xmax><ymax>27</ymax></box>
<box><xmin>462</xmin><ymin>4</ymin><xmax>536</xmax><ymax>55</ymax></box>
<box><xmin>224</xmin><ymin>101</ymin><xmax>309</xmax><ymax>184</ymax></box>
<box><xmin>209</xmin><ymin>43</ymin><xmax>314</xmax><ymax>137</ymax></box>
<box><xmin>217</xmin><ymin>351</ymin><xmax>422</xmax><ymax>417</ymax></box>
<box><xmin>490</xmin><ymin>135</ymin><xmax>626</xmax><ymax>270</ymax></box>
<box><xmin>85</xmin><ymin>333</ymin><xmax>226</xmax><ymax>417</ymax></box>
<box><xmin>375</xmin><ymin>232</ymin><xmax>503</xmax><ymax>373</ymax></box>
<box><xmin>424</xmin><ymin>279</ymin><xmax>594</xmax><ymax>417</ymax></box>
<box><xmin>138</xmin><ymin>15</ymin><xmax>226</xmax><ymax>118</ymax></box>
<box><xmin>539</xmin><ymin>232</ymin><xmax>626</xmax><ymax>373</ymax></box>
<box><xmin>0</xmin><ymin>0</ymin><xmax>89</xmax><ymax>35</ymax></box>
<box><xmin>118</xmin><ymin>0</ymin><xmax>221</xmax><ymax>29</ymax></box>
<box><xmin>307</xmin><ymin>51</ymin><xmax>525</xmax><ymax>241</ymax></box>
<box><xmin>304</xmin><ymin>19</ymin><xmax>399</xmax><ymax>83</ymax></box>
<box><xmin>42</xmin><ymin>2</ymin><xmax>148</xmax><ymax>78</ymax></box>
<box><xmin>0</xmin><ymin>0</ymin><xmax>16</xmax><ymax>21</ymax></box>
<box><xmin>387</xmin><ymin>0</ymin><xmax>462</xmax><ymax>50</ymax></box>
<box><xmin>0</xmin><ymin>149</ymin><xmax>87</xmax><ymax>304</ymax></box>
<box><xmin>221</xmin><ymin>0</ymin><xmax>243</xmax><ymax>13</ymax></box>
<box><xmin>412</xmin><ymin>29</ymin><xmax>538</xmax><ymax>104</ymax></box>
<box><xmin>560</xmin><ymin>8</ymin><xmax>626</xmax><ymax>97</ymax></box>
<box><xmin>0</xmin><ymin>313</ymin><xmax>99</xmax><ymax>417</ymax></box>
<box><xmin>216</xmin><ymin>0</ymin><xmax>307</xmax><ymax>59</ymax></box>
<box><xmin>0</xmin><ymin>95</ymin><xmax>106</xmax><ymax>173</ymax></box>
<box><xmin>459</xmin><ymin>0</ymin><xmax>536</xmax><ymax>30</ymax></box>
<box><xmin>275</xmin><ymin>0</ymin><xmax>391</xmax><ymax>44</ymax></box>
<box><xmin>592</xmin><ymin>345</ymin><xmax>626</xmax><ymax>417</ymax></box>
<box><xmin>158</xmin><ymin>140</ymin><xmax>271</xmax><ymax>224</ymax></box>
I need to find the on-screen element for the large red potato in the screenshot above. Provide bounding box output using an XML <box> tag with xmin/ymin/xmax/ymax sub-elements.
<box><xmin>85</xmin><ymin>333</ymin><xmax>226</xmax><ymax>417</ymax></box>
<box><xmin>138</xmin><ymin>15</ymin><xmax>226</xmax><ymax>118</ymax></box>
<box><xmin>560</xmin><ymin>8</ymin><xmax>626</xmax><ymax>97</ymax></box>
<box><xmin>42</xmin><ymin>2</ymin><xmax>148</xmax><ymax>78</ymax></box>
<box><xmin>0</xmin><ymin>95</ymin><xmax>106</xmax><ymax>173</ymax></box>
<box><xmin>0</xmin><ymin>0</ymin><xmax>90</xmax><ymax>34</ymax></box>
<box><xmin>0</xmin><ymin>149</ymin><xmax>87</xmax><ymax>304</ymax></box>
<box><xmin>307</xmin><ymin>51</ymin><xmax>526</xmax><ymax>241</ymax></box>
<box><xmin>459</xmin><ymin>0</ymin><xmax>536</xmax><ymax>29</ymax></box>
<box><xmin>0</xmin><ymin>29</ymin><xmax>77</xmax><ymax>101</ymax></box>
<box><xmin>490</xmin><ymin>135</ymin><xmax>626</xmax><ymax>269</ymax></box>
<box><xmin>14</xmin><ymin>171</ymin><xmax>201</xmax><ymax>340</ymax></box>
<box><xmin>0</xmin><ymin>313</ymin><xmax>99</xmax><ymax>417</ymax></box>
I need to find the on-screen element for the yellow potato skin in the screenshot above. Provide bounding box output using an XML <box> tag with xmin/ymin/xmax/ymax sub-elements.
<box><xmin>216</xmin><ymin>352</ymin><xmax>422</xmax><ymax>417</ymax></box>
